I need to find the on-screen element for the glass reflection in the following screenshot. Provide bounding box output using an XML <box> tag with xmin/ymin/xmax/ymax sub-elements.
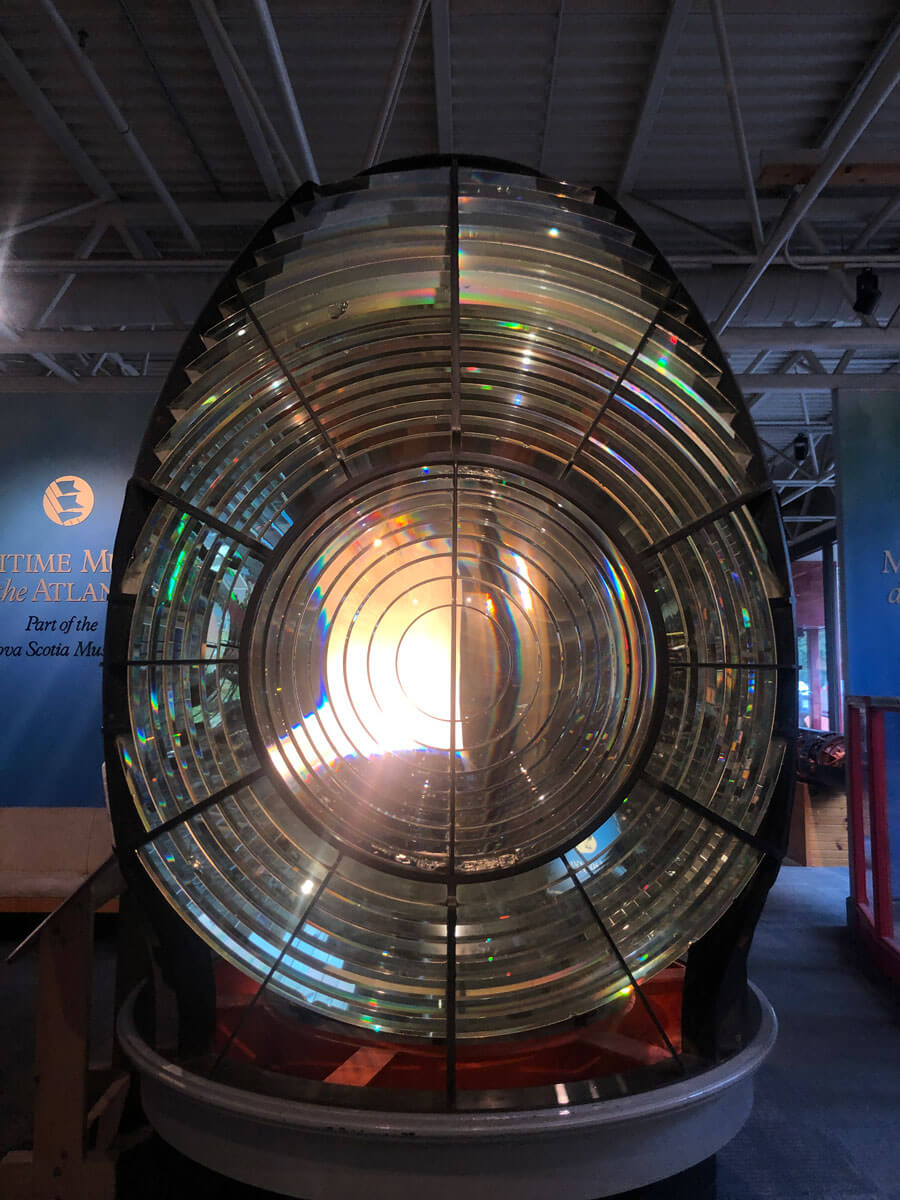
<box><xmin>111</xmin><ymin>161</ymin><xmax>790</xmax><ymax>1047</ymax></box>
<box><xmin>249</xmin><ymin>467</ymin><xmax>656</xmax><ymax>875</ymax></box>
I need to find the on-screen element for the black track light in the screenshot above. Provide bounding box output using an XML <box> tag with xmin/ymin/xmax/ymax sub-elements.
<box><xmin>853</xmin><ymin>267</ymin><xmax>881</xmax><ymax>316</ymax></box>
<box><xmin>793</xmin><ymin>431</ymin><xmax>810</xmax><ymax>464</ymax></box>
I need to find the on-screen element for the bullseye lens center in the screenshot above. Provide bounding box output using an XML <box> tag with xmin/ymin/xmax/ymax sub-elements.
<box><xmin>395</xmin><ymin>604</ymin><xmax>513</xmax><ymax>723</ymax></box>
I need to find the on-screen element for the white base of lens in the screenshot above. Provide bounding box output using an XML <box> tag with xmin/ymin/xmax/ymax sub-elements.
<box><xmin>118</xmin><ymin>983</ymin><xmax>776</xmax><ymax>1200</ymax></box>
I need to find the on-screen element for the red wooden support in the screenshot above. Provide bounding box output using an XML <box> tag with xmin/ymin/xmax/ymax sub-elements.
<box><xmin>847</xmin><ymin>702</ymin><xmax>868</xmax><ymax>905</ymax></box>
<box><xmin>865</xmin><ymin>706</ymin><xmax>894</xmax><ymax>939</ymax></box>
<box><xmin>0</xmin><ymin>856</ymin><xmax>125</xmax><ymax>1199</ymax></box>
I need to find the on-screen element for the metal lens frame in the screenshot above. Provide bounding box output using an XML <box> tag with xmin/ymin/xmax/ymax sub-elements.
<box><xmin>105</xmin><ymin>157</ymin><xmax>793</xmax><ymax>1055</ymax></box>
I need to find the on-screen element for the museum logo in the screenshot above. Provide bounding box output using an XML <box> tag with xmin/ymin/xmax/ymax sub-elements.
<box><xmin>42</xmin><ymin>476</ymin><xmax>94</xmax><ymax>526</ymax></box>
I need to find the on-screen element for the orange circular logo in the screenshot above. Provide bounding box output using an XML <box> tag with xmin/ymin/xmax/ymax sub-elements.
<box><xmin>42</xmin><ymin>476</ymin><xmax>94</xmax><ymax>526</ymax></box>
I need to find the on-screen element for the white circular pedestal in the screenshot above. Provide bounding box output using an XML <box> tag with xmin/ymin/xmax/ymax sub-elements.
<box><xmin>118</xmin><ymin>983</ymin><xmax>776</xmax><ymax>1200</ymax></box>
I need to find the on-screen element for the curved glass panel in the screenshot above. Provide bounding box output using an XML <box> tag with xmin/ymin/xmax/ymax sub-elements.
<box><xmin>106</xmin><ymin>160</ymin><xmax>792</xmax><ymax>1050</ymax></box>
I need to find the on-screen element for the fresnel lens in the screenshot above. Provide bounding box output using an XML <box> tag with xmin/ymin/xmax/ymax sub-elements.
<box><xmin>107</xmin><ymin>159</ymin><xmax>792</xmax><ymax>1071</ymax></box>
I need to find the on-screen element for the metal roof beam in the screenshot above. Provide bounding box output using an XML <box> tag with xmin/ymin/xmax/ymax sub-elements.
<box><xmin>5</xmin><ymin>326</ymin><xmax>900</xmax><ymax>356</ymax></box>
<box><xmin>624</xmin><ymin>194</ymin><xmax>747</xmax><ymax>254</ymax></box>
<box><xmin>0</xmin><ymin>319</ymin><xmax>78</xmax><ymax>384</ymax></box>
<box><xmin>0</xmin><ymin>375</ymin><xmax>159</xmax><ymax>393</ymax></box>
<box><xmin>712</xmin><ymin>36</ymin><xmax>900</xmax><ymax>334</ymax></box>
<box><xmin>538</xmin><ymin>0</ymin><xmax>565</xmax><ymax>174</ymax></box>
<box><xmin>251</xmin><ymin>0</ymin><xmax>317</xmax><ymax>183</ymax></box>
<box><xmin>738</xmin><ymin>373</ymin><xmax>900</xmax><ymax>391</ymax></box>
<box><xmin>797</xmin><ymin>218</ymin><xmax>878</xmax><ymax>328</ymax></box>
<box><xmin>850</xmin><ymin>192</ymin><xmax>900</xmax><ymax>252</ymax></box>
<box><xmin>755</xmin><ymin>421</ymin><xmax>832</xmax><ymax>429</ymax></box>
<box><xmin>816</xmin><ymin>9</ymin><xmax>900</xmax><ymax>152</ymax></box>
<box><xmin>709</xmin><ymin>0</ymin><xmax>763</xmax><ymax>250</ymax></box>
<box><xmin>0</xmin><ymin>199</ymin><xmax>105</xmax><ymax>244</ymax></box>
<box><xmin>37</xmin><ymin>0</ymin><xmax>201</xmax><ymax>253</ymax></box>
<box><xmin>364</xmin><ymin>0</ymin><xmax>428</xmax><ymax>169</ymax></box>
<box><xmin>3</xmin><ymin>194</ymin><xmax>894</xmax><ymax>234</ymax></box>
<box><xmin>117</xmin><ymin>0</ymin><xmax>224</xmax><ymax>198</ymax></box>
<box><xmin>1</xmin><ymin>259</ymin><xmax>230</xmax><ymax>274</ymax></box>
<box><xmin>189</xmin><ymin>0</ymin><xmax>285</xmax><ymax>199</ymax></box>
<box><xmin>431</xmin><ymin>0</ymin><xmax>453</xmax><ymax>153</ymax></box>
<box><xmin>34</xmin><ymin>220</ymin><xmax>108</xmax><ymax>329</ymax></box>
<box><xmin>0</xmin><ymin>373</ymin><xmax>893</xmax><ymax>397</ymax></box>
<box><xmin>673</xmin><ymin>252</ymin><xmax>900</xmax><ymax>268</ymax></box>
<box><xmin>0</xmin><ymin>330</ymin><xmax>184</xmax><ymax>354</ymax></box>
<box><xmin>616</xmin><ymin>0</ymin><xmax>692</xmax><ymax>198</ymax></box>
<box><xmin>722</xmin><ymin>326</ymin><xmax>900</xmax><ymax>351</ymax></box>
<box><xmin>0</xmin><ymin>41</ymin><xmax>185</xmax><ymax>330</ymax></box>
<box><xmin>0</xmin><ymin>33</ymin><xmax>115</xmax><ymax>201</ymax></box>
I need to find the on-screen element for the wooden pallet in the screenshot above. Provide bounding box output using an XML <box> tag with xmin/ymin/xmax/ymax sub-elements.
<box><xmin>787</xmin><ymin>781</ymin><xmax>849</xmax><ymax>867</ymax></box>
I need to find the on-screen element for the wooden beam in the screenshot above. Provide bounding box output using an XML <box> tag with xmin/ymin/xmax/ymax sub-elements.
<box><xmin>759</xmin><ymin>161</ymin><xmax>900</xmax><ymax>189</ymax></box>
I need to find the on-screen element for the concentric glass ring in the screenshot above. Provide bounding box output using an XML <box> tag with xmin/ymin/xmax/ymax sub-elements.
<box><xmin>247</xmin><ymin>465</ymin><xmax>658</xmax><ymax>878</ymax></box>
<box><xmin>106</xmin><ymin>159</ymin><xmax>792</xmax><ymax>1043</ymax></box>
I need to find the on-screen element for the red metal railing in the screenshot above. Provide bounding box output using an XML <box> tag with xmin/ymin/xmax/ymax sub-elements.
<box><xmin>846</xmin><ymin>695</ymin><xmax>900</xmax><ymax>982</ymax></box>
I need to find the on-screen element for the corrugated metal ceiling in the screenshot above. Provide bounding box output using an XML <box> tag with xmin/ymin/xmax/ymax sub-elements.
<box><xmin>2</xmin><ymin>0</ymin><xmax>900</xmax><ymax>540</ymax></box>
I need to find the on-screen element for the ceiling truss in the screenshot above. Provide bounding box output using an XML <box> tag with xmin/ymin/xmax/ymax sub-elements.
<box><xmin>2</xmin><ymin>0</ymin><xmax>900</xmax><ymax>548</ymax></box>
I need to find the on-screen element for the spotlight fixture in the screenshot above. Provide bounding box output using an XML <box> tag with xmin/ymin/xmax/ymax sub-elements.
<box><xmin>793</xmin><ymin>431</ymin><xmax>810</xmax><ymax>463</ymax></box>
<box><xmin>853</xmin><ymin>267</ymin><xmax>881</xmax><ymax>315</ymax></box>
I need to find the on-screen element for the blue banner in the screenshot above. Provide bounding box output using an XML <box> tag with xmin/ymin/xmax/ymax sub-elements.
<box><xmin>0</xmin><ymin>391</ymin><xmax>153</xmax><ymax>807</ymax></box>
<box><xmin>836</xmin><ymin>389</ymin><xmax>900</xmax><ymax>883</ymax></box>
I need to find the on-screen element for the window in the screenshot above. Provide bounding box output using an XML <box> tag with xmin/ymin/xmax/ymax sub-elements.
<box><xmin>793</xmin><ymin>543</ymin><xmax>843</xmax><ymax>732</ymax></box>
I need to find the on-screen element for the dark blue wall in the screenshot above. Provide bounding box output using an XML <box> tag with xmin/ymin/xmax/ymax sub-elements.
<box><xmin>0</xmin><ymin>392</ymin><xmax>153</xmax><ymax>807</ymax></box>
<box><xmin>837</xmin><ymin>389</ymin><xmax>900</xmax><ymax>892</ymax></box>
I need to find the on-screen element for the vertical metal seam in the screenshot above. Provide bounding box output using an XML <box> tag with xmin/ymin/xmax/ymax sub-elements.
<box><xmin>445</xmin><ymin>158</ymin><xmax>461</xmax><ymax>1107</ymax></box>
<box><xmin>562</xmin><ymin>855</ymin><xmax>686</xmax><ymax>1073</ymax></box>
<box><xmin>559</xmin><ymin>287</ymin><xmax>673</xmax><ymax>480</ymax></box>
<box><xmin>210</xmin><ymin>856</ymin><xmax>341</xmax><ymax>1073</ymax></box>
<box><xmin>242</xmin><ymin>298</ymin><xmax>351</xmax><ymax>479</ymax></box>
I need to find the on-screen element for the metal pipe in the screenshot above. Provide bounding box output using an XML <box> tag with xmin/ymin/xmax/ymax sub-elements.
<box><xmin>189</xmin><ymin>0</ymin><xmax>283</xmax><ymax>199</ymax></box>
<box><xmin>538</xmin><ymin>0</ymin><xmax>566</xmax><ymax>174</ymax></box>
<box><xmin>251</xmin><ymin>0</ymin><xmax>318</xmax><ymax>183</ymax></box>
<box><xmin>364</xmin><ymin>0</ymin><xmax>428</xmax><ymax>169</ymax></box>
<box><xmin>193</xmin><ymin>0</ymin><xmax>300</xmax><ymax>191</ymax></box>
<box><xmin>117</xmin><ymin>0</ymin><xmax>224</xmax><ymax>197</ymax></box>
<box><xmin>431</xmin><ymin>0</ymin><xmax>453</xmax><ymax>153</ymax></box>
<box><xmin>36</xmin><ymin>0</ymin><xmax>201</xmax><ymax>252</ymax></box>
<box><xmin>712</xmin><ymin>37</ymin><xmax>900</xmax><ymax>334</ymax></box>
<box><xmin>709</xmin><ymin>0</ymin><xmax>763</xmax><ymax>250</ymax></box>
